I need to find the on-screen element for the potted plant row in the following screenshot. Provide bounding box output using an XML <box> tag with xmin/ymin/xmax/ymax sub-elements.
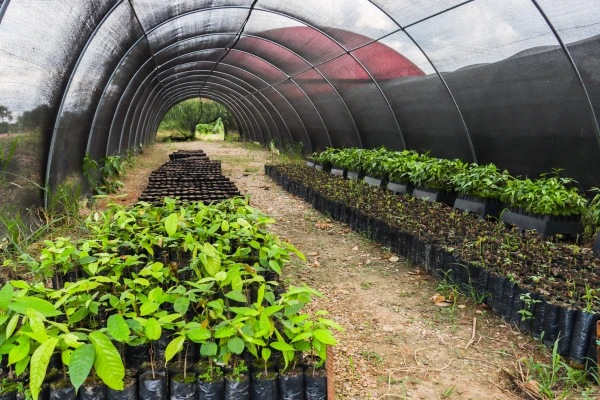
<box><xmin>265</xmin><ymin>163</ymin><xmax>600</xmax><ymax>369</ymax></box>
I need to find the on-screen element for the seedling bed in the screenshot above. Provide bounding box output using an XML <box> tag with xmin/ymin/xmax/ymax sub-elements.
<box><xmin>5</xmin><ymin>197</ymin><xmax>336</xmax><ymax>400</ymax></box>
<box><xmin>267</xmin><ymin>163</ymin><xmax>600</xmax><ymax>369</ymax></box>
<box><xmin>139</xmin><ymin>151</ymin><xmax>240</xmax><ymax>204</ymax></box>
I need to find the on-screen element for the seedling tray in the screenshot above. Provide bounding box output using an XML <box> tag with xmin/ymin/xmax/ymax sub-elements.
<box><xmin>453</xmin><ymin>194</ymin><xmax>504</xmax><ymax>219</ymax></box>
<box><xmin>363</xmin><ymin>176</ymin><xmax>387</xmax><ymax>188</ymax></box>
<box><xmin>500</xmin><ymin>209</ymin><xmax>583</xmax><ymax>239</ymax></box>
<box><xmin>412</xmin><ymin>187</ymin><xmax>457</xmax><ymax>207</ymax></box>
<box><xmin>387</xmin><ymin>181</ymin><xmax>413</xmax><ymax>195</ymax></box>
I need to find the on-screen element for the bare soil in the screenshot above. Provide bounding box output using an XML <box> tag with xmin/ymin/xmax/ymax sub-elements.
<box><xmin>111</xmin><ymin>140</ymin><xmax>560</xmax><ymax>400</ymax></box>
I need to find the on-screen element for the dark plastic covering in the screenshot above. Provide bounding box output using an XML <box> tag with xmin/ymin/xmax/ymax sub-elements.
<box><xmin>1</xmin><ymin>0</ymin><xmax>600</xmax><ymax>207</ymax></box>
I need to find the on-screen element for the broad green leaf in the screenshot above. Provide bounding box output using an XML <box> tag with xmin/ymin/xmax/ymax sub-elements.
<box><xmin>228</xmin><ymin>337</ymin><xmax>244</xmax><ymax>355</ymax></box>
<box><xmin>173</xmin><ymin>297</ymin><xmax>190</xmax><ymax>315</ymax></box>
<box><xmin>68</xmin><ymin>308</ymin><xmax>89</xmax><ymax>325</ymax></box>
<box><xmin>268</xmin><ymin>260</ymin><xmax>281</xmax><ymax>274</ymax></box>
<box><xmin>313</xmin><ymin>329</ymin><xmax>337</xmax><ymax>345</ymax></box>
<box><xmin>15</xmin><ymin>354</ymin><xmax>29</xmax><ymax>377</ymax></box>
<box><xmin>225</xmin><ymin>291</ymin><xmax>246</xmax><ymax>303</ymax></box>
<box><xmin>200</xmin><ymin>342</ymin><xmax>217</xmax><ymax>357</ymax></box>
<box><xmin>215</xmin><ymin>271</ymin><xmax>227</xmax><ymax>282</ymax></box>
<box><xmin>140</xmin><ymin>302</ymin><xmax>159</xmax><ymax>316</ymax></box>
<box><xmin>186</xmin><ymin>328</ymin><xmax>211</xmax><ymax>343</ymax></box>
<box><xmin>165</xmin><ymin>214</ymin><xmax>179</xmax><ymax>237</ymax></box>
<box><xmin>214</xmin><ymin>325</ymin><xmax>237</xmax><ymax>339</ymax></box>
<box><xmin>270</xmin><ymin>341</ymin><xmax>295</xmax><ymax>352</ymax></box>
<box><xmin>291</xmin><ymin>332</ymin><xmax>313</xmax><ymax>343</ymax></box>
<box><xmin>165</xmin><ymin>335</ymin><xmax>185</xmax><ymax>364</ymax></box>
<box><xmin>6</xmin><ymin>314</ymin><xmax>19</xmax><ymax>339</ymax></box>
<box><xmin>0</xmin><ymin>283</ymin><xmax>13</xmax><ymax>311</ymax></box>
<box><xmin>9</xmin><ymin>297</ymin><xmax>62</xmax><ymax>317</ymax></box>
<box><xmin>89</xmin><ymin>331</ymin><xmax>124</xmax><ymax>391</ymax></box>
<box><xmin>145</xmin><ymin>318</ymin><xmax>161</xmax><ymax>341</ymax></box>
<box><xmin>261</xmin><ymin>348</ymin><xmax>271</xmax><ymax>362</ymax></box>
<box><xmin>107</xmin><ymin>315</ymin><xmax>130</xmax><ymax>343</ymax></box>
<box><xmin>62</xmin><ymin>333</ymin><xmax>82</xmax><ymax>348</ymax></box>
<box><xmin>69</xmin><ymin>344</ymin><xmax>95</xmax><ymax>394</ymax></box>
<box><xmin>249</xmin><ymin>240</ymin><xmax>260</xmax><ymax>249</ymax></box>
<box><xmin>221</xmin><ymin>220</ymin><xmax>229</xmax><ymax>232</ymax></box>
<box><xmin>8</xmin><ymin>336</ymin><xmax>30</xmax><ymax>365</ymax></box>
<box><xmin>30</xmin><ymin>337</ymin><xmax>58</xmax><ymax>400</ymax></box>
<box><xmin>62</xmin><ymin>349</ymin><xmax>72</xmax><ymax>366</ymax></box>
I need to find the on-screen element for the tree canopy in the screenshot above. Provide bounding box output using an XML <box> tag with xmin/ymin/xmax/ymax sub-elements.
<box><xmin>161</xmin><ymin>99</ymin><xmax>227</xmax><ymax>141</ymax></box>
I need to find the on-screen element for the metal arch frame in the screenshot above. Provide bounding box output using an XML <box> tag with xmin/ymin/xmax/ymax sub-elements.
<box><xmin>44</xmin><ymin>0</ymin><xmax>126</xmax><ymax>207</ymax></box>
<box><xmin>129</xmin><ymin>73</ymin><xmax>275</xmax><ymax>148</ymax></box>
<box><xmin>149</xmin><ymin>90</ymin><xmax>253</xmax><ymax>144</ymax></box>
<box><xmin>151</xmin><ymin>90</ymin><xmax>252</xmax><ymax>141</ymax></box>
<box><xmin>155</xmin><ymin>59</ymin><xmax>299</xmax><ymax>144</ymax></box>
<box><xmin>151</xmin><ymin>31</ymin><xmax>361</xmax><ymax>147</ymax></box>
<box><xmin>241</xmin><ymin>33</ymin><xmax>362</xmax><ymax>148</ymax></box>
<box><xmin>153</xmin><ymin>88</ymin><xmax>256</xmax><ymax>143</ymax></box>
<box><xmin>135</xmin><ymin>76</ymin><xmax>275</xmax><ymax>147</ymax></box>
<box><xmin>141</xmin><ymin>68</ymin><xmax>291</xmax><ymax>146</ymax></box>
<box><xmin>0</xmin><ymin>0</ymin><xmax>11</xmax><ymax>25</ymax></box>
<box><xmin>115</xmin><ymin>46</ymin><xmax>320</xmax><ymax>154</ymax></box>
<box><xmin>148</xmin><ymin>60</ymin><xmax>311</xmax><ymax>149</ymax></box>
<box><xmin>234</xmin><ymin>7</ymin><xmax>405</xmax><ymax>149</ymax></box>
<box><xmin>362</xmin><ymin>0</ymin><xmax>481</xmax><ymax>162</ymax></box>
<box><xmin>529</xmin><ymin>0</ymin><xmax>600</xmax><ymax>150</ymax></box>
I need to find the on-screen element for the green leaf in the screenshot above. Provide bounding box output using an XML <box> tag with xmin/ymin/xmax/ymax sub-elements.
<box><xmin>15</xmin><ymin>355</ymin><xmax>29</xmax><ymax>377</ymax></box>
<box><xmin>214</xmin><ymin>325</ymin><xmax>237</xmax><ymax>339</ymax></box>
<box><xmin>62</xmin><ymin>349</ymin><xmax>72</xmax><ymax>366</ymax></box>
<box><xmin>268</xmin><ymin>260</ymin><xmax>281</xmax><ymax>274</ymax></box>
<box><xmin>173</xmin><ymin>297</ymin><xmax>190</xmax><ymax>315</ymax></box>
<box><xmin>6</xmin><ymin>314</ymin><xmax>19</xmax><ymax>339</ymax></box>
<box><xmin>221</xmin><ymin>220</ymin><xmax>229</xmax><ymax>232</ymax></box>
<box><xmin>225</xmin><ymin>291</ymin><xmax>246</xmax><ymax>303</ymax></box>
<box><xmin>107</xmin><ymin>315</ymin><xmax>131</xmax><ymax>343</ymax></box>
<box><xmin>165</xmin><ymin>213</ymin><xmax>179</xmax><ymax>237</ymax></box>
<box><xmin>89</xmin><ymin>331</ymin><xmax>124</xmax><ymax>391</ymax></box>
<box><xmin>145</xmin><ymin>318</ymin><xmax>161</xmax><ymax>341</ymax></box>
<box><xmin>9</xmin><ymin>297</ymin><xmax>62</xmax><ymax>317</ymax></box>
<box><xmin>249</xmin><ymin>240</ymin><xmax>260</xmax><ymax>249</ymax></box>
<box><xmin>187</xmin><ymin>328</ymin><xmax>211</xmax><ymax>343</ymax></box>
<box><xmin>270</xmin><ymin>341</ymin><xmax>295</xmax><ymax>352</ymax></box>
<box><xmin>228</xmin><ymin>337</ymin><xmax>244</xmax><ymax>355</ymax></box>
<box><xmin>261</xmin><ymin>348</ymin><xmax>271</xmax><ymax>362</ymax></box>
<box><xmin>30</xmin><ymin>337</ymin><xmax>58</xmax><ymax>400</ymax></box>
<box><xmin>165</xmin><ymin>335</ymin><xmax>186</xmax><ymax>364</ymax></box>
<box><xmin>140</xmin><ymin>302</ymin><xmax>159</xmax><ymax>316</ymax></box>
<box><xmin>8</xmin><ymin>336</ymin><xmax>30</xmax><ymax>365</ymax></box>
<box><xmin>69</xmin><ymin>344</ymin><xmax>95</xmax><ymax>394</ymax></box>
<box><xmin>200</xmin><ymin>342</ymin><xmax>217</xmax><ymax>357</ymax></box>
<box><xmin>0</xmin><ymin>283</ymin><xmax>13</xmax><ymax>311</ymax></box>
<box><xmin>313</xmin><ymin>329</ymin><xmax>337</xmax><ymax>345</ymax></box>
<box><xmin>68</xmin><ymin>308</ymin><xmax>89</xmax><ymax>325</ymax></box>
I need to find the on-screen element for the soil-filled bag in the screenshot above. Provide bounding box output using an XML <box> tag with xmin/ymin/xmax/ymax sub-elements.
<box><xmin>557</xmin><ymin>307</ymin><xmax>577</xmax><ymax>356</ymax></box>
<box><xmin>486</xmin><ymin>275</ymin><xmax>506</xmax><ymax>315</ymax></box>
<box><xmin>501</xmin><ymin>281</ymin><xmax>517</xmax><ymax>322</ymax></box>
<box><xmin>139</xmin><ymin>371</ymin><xmax>167</xmax><ymax>400</ymax></box>
<box><xmin>197</xmin><ymin>378</ymin><xmax>225</xmax><ymax>400</ymax></box>
<box><xmin>78</xmin><ymin>381</ymin><xmax>107</xmax><ymax>400</ymax></box>
<box><xmin>532</xmin><ymin>298</ymin><xmax>547</xmax><ymax>339</ymax></box>
<box><xmin>473</xmin><ymin>269</ymin><xmax>489</xmax><ymax>302</ymax></box>
<box><xmin>509</xmin><ymin>287</ymin><xmax>527</xmax><ymax>326</ymax></box>
<box><xmin>422</xmin><ymin>243</ymin><xmax>435</xmax><ymax>273</ymax></box>
<box><xmin>107</xmin><ymin>377</ymin><xmax>137</xmax><ymax>400</ymax></box>
<box><xmin>451</xmin><ymin>260</ymin><xmax>469</xmax><ymax>290</ymax></box>
<box><xmin>411</xmin><ymin>237</ymin><xmax>426</xmax><ymax>268</ymax></box>
<box><xmin>251</xmin><ymin>373</ymin><xmax>278</xmax><ymax>400</ymax></box>
<box><xmin>0</xmin><ymin>388</ymin><xmax>17</xmax><ymax>400</ymax></box>
<box><xmin>126</xmin><ymin>343</ymin><xmax>150</xmax><ymax>370</ymax></box>
<box><xmin>304</xmin><ymin>370</ymin><xmax>327</xmax><ymax>400</ymax></box>
<box><xmin>278</xmin><ymin>369</ymin><xmax>304</xmax><ymax>400</ymax></box>
<box><xmin>586</xmin><ymin>323</ymin><xmax>599</xmax><ymax>380</ymax></box>
<box><xmin>225</xmin><ymin>374</ymin><xmax>250</xmax><ymax>400</ymax></box>
<box><xmin>154</xmin><ymin>330</ymin><xmax>174</xmax><ymax>364</ymax></box>
<box><xmin>49</xmin><ymin>381</ymin><xmax>76</xmax><ymax>400</ymax></box>
<box><xmin>170</xmin><ymin>374</ymin><xmax>197</xmax><ymax>400</ymax></box>
<box><xmin>542</xmin><ymin>303</ymin><xmax>561</xmax><ymax>348</ymax></box>
<box><xmin>569</xmin><ymin>310</ymin><xmax>599</xmax><ymax>364</ymax></box>
<box><xmin>377</xmin><ymin>220</ymin><xmax>391</xmax><ymax>248</ymax></box>
<box><xmin>519</xmin><ymin>292</ymin><xmax>539</xmax><ymax>333</ymax></box>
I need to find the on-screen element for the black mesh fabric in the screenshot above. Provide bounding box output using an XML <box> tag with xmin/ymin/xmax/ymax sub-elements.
<box><xmin>0</xmin><ymin>0</ymin><xmax>600</xmax><ymax>206</ymax></box>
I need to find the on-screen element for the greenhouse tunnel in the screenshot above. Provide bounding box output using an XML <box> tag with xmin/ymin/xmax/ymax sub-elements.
<box><xmin>1</xmin><ymin>0</ymin><xmax>600</xmax><ymax>209</ymax></box>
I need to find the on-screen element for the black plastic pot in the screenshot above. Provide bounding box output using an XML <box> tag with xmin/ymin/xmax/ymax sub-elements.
<box><xmin>139</xmin><ymin>370</ymin><xmax>167</xmax><ymax>400</ymax></box>
<box><xmin>472</xmin><ymin>268</ymin><xmax>489</xmax><ymax>300</ymax></box>
<box><xmin>387</xmin><ymin>181</ymin><xmax>413</xmax><ymax>195</ymax></box>
<box><xmin>126</xmin><ymin>343</ymin><xmax>149</xmax><ymax>370</ymax></box>
<box><xmin>518</xmin><ymin>292</ymin><xmax>539</xmax><ymax>334</ymax></box>
<box><xmin>49</xmin><ymin>380</ymin><xmax>76</xmax><ymax>400</ymax></box>
<box><xmin>170</xmin><ymin>373</ymin><xmax>197</xmax><ymax>400</ymax></box>
<box><xmin>569</xmin><ymin>310</ymin><xmax>599</xmax><ymax>364</ymax></box>
<box><xmin>278</xmin><ymin>369</ymin><xmax>304</xmax><ymax>400</ymax></box>
<box><xmin>197</xmin><ymin>377</ymin><xmax>225</xmax><ymax>400</ymax></box>
<box><xmin>304</xmin><ymin>370</ymin><xmax>327</xmax><ymax>400</ymax></box>
<box><xmin>542</xmin><ymin>303</ymin><xmax>561</xmax><ymax>348</ymax></box>
<box><xmin>501</xmin><ymin>282</ymin><xmax>517</xmax><ymax>322</ymax></box>
<box><xmin>78</xmin><ymin>380</ymin><xmax>107</xmax><ymax>400</ymax></box>
<box><xmin>225</xmin><ymin>374</ymin><xmax>250</xmax><ymax>400</ymax></box>
<box><xmin>412</xmin><ymin>187</ymin><xmax>457</xmax><ymax>207</ymax></box>
<box><xmin>532</xmin><ymin>298</ymin><xmax>547</xmax><ymax>339</ymax></box>
<box><xmin>251</xmin><ymin>372</ymin><xmax>278</xmax><ymax>400</ymax></box>
<box><xmin>557</xmin><ymin>307</ymin><xmax>577</xmax><ymax>356</ymax></box>
<box><xmin>0</xmin><ymin>386</ymin><xmax>17</xmax><ymax>400</ymax></box>
<box><xmin>486</xmin><ymin>274</ymin><xmax>506</xmax><ymax>314</ymax></box>
<box><xmin>509</xmin><ymin>286</ymin><xmax>527</xmax><ymax>327</ymax></box>
<box><xmin>453</xmin><ymin>195</ymin><xmax>503</xmax><ymax>220</ymax></box>
<box><xmin>106</xmin><ymin>377</ymin><xmax>136</xmax><ymax>400</ymax></box>
<box><xmin>500</xmin><ymin>209</ymin><xmax>583</xmax><ymax>239</ymax></box>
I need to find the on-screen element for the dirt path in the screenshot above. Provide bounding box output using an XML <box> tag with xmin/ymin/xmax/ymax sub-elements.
<box><xmin>114</xmin><ymin>140</ymin><xmax>548</xmax><ymax>399</ymax></box>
